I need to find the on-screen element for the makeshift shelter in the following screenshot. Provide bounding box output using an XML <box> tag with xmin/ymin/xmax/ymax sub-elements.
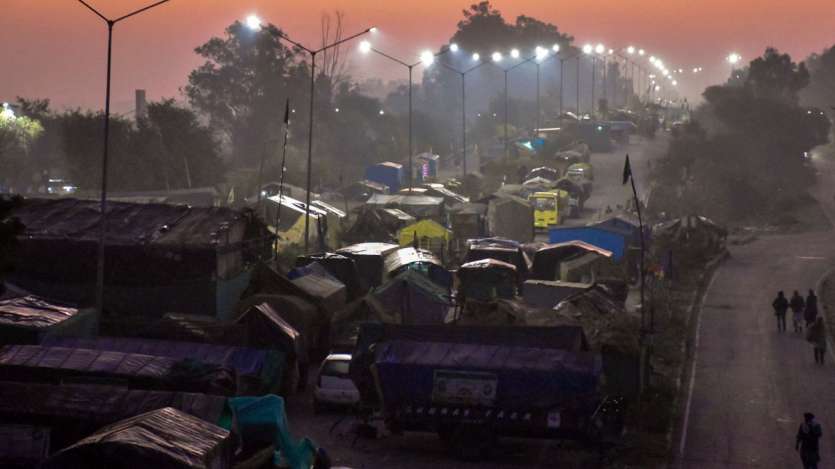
<box><xmin>330</xmin><ymin>295</ymin><xmax>398</xmax><ymax>352</ymax></box>
<box><xmin>336</xmin><ymin>242</ymin><xmax>400</xmax><ymax>290</ymax></box>
<box><xmin>288</xmin><ymin>262</ymin><xmax>347</xmax><ymax>315</ymax></box>
<box><xmin>397</xmin><ymin>219</ymin><xmax>451</xmax><ymax>257</ymax></box>
<box><xmin>486</xmin><ymin>194</ymin><xmax>534</xmax><ymax>242</ymax></box>
<box><xmin>422</xmin><ymin>183</ymin><xmax>469</xmax><ymax>205</ymax></box>
<box><xmin>463</xmin><ymin>237</ymin><xmax>531</xmax><ymax>279</ymax></box>
<box><xmin>342</xmin><ymin>207</ymin><xmax>399</xmax><ymax>244</ymax></box>
<box><xmin>295</xmin><ymin>252</ymin><xmax>363</xmax><ymax>300</ymax></box>
<box><xmin>366</xmin><ymin>161</ymin><xmax>404</xmax><ymax>192</ymax></box>
<box><xmin>0</xmin><ymin>345</ymin><xmax>237</xmax><ymax>396</ymax></box>
<box><xmin>372</xmin><ymin>270</ymin><xmax>452</xmax><ymax>325</ymax></box>
<box><xmin>0</xmin><ymin>295</ymin><xmax>96</xmax><ymax>345</ymax></box>
<box><xmin>383</xmin><ymin>247</ymin><xmax>452</xmax><ymax>290</ymax></box>
<box><xmin>448</xmin><ymin>203</ymin><xmax>487</xmax><ymax>258</ymax></box>
<box><xmin>457</xmin><ymin>258</ymin><xmax>517</xmax><ymax>301</ymax></box>
<box><xmin>524</xmin><ymin>166</ymin><xmax>560</xmax><ymax>182</ymax></box>
<box><xmin>652</xmin><ymin>215</ymin><xmax>727</xmax><ymax>267</ymax></box>
<box><xmin>341</xmin><ymin>179</ymin><xmax>389</xmax><ymax>203</ymax></box>
<box><xmin>415</xmin><ymin>152</ymin><xmax>440</xmax><ymax>181</ymax></box>
<box><xmin>548</xmin><ymin>226</ymin><xmax>627</xmax><ymax>261</ymax></box>
<box><xmin>0</xmin><ymin>424</ymin><xmax>50</xmax><ymax>468</ymax></box>
<box><xmin>264</xmin><ymin>194</ymin><xmax>329</xmax><ymax>249</ymax></box>
<box><xmin>380</xmin><ymin>208</ymin><xmax>416</xmax><ymax>230</ymax></box>
<box><xmin>41</xmin><ymin>336</ymin><xmax>284</xmax><ymax>395</ymax></box>
<box><xmin>523</xmin><ymin>280</ymin><xmax>592</xmax><ymax>309</ymax></box>
<box><xmin>43</xmin><ymin>407</ymin><xmax>232</xmax><ymax>469</ymax></box>
<box><xmin>10</xmin><ymin>198</ymin><xmax>269</xmax><ymax>320</ymax></box>
<box><xmin>531</xmin><ymin>241</ymin><xmax>614</xmax><ymax>280</ymax></box>
<box><xmin>365</xmin><ymin>194</ymin><xmax>446</xmax><ymax>224</ymax></box>
<box><xmin>0</xmin><ymin>382</ymin><xmax>227</xmax><ymax>453</ymax></box>
<box><xmin>593</xmin><ymin>214</ymin><xmax>642</xmax><ymax>244</ymax></box>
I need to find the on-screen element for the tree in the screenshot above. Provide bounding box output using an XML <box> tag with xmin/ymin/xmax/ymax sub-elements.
<box><xmin>0</xmin><ymin>107</ymin><xmax>44</xmax><ymax>192</ymax></box>
<box><xmin>185</xmin><ymin>20</ymin><xmax>308</xmax><ymax>165</ymax></box>
<box><xmin>745</xmin><ymin>47</ymin><xmax>809</xmax><ymax>104</ymax></box>
<box><xmin>0</xmin><ymin>195</ymin><xmax>23</xmax><ymax>294</ymax></box>
<box><xmin>801</xmin><ymin>44</ymin><xmax>835</xmax><ymax>112</ymax></box>
<box><xmin>144</xmin><ymin>99</ymin><xmax>225</xmax><ymax>189</ymax></box>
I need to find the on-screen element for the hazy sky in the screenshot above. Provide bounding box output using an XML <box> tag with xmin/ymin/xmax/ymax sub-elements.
<box><xmin>3</xmin><ymin>0</ymin><xmax>834</xmax><ymax>111</ymax></box>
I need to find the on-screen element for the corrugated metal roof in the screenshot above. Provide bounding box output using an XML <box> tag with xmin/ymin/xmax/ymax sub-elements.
<box><xmin>0</xmin><ymin>296</ymin><xmax>82</xmax><ymax>330</ymax></box>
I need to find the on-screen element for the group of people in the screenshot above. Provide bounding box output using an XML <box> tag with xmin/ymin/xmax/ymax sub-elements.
<box><xmin>773</xmin><ymin>289</ymin><xmax>827</xmax><ymax>364</ymax></box>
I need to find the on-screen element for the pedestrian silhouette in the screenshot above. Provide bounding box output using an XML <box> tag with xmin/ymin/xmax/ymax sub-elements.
<box><xmin>790</xmin><ymin>291</ymin><xmax>806</xmax><ymax>333</ymax></box>
<box><xmin>807</xmin><ymin>317</ymin><xmax>827</xmax><ymax>365</ymax></box>
<box><xmin>772</xmin><ymin>291</ymin><xmax>789</xmax><ymax>332</ymax></box>
<box><xmin>805</xmin><ymin>289</ymin><xmax>819</xmax><ymax>326</ymax></box>
<box><xmin>796</xmin><ymin>412</ymin><xmax>822</xmax><ymax>469</ymax></box>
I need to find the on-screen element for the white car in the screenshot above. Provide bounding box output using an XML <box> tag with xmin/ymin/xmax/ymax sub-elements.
<box><xmin>313</xmin><ymin>354</ymin><xmax>360</xmax><ymax>413</ymax></box>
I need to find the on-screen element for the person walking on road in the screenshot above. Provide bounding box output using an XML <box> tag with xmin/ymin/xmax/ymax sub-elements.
<box><xmin>807</xmin><ymin>317</ymin><xmax>827</xmax><ymax>365</ymax></box>
<box><xmin>773</xmin><ymin>291</ymin><xmax>789</xmax><ymax>332</ymax></box>
<box><xmin>805</xmin><ymin>289</ymin><xmax>819</xmax><ymax>327</ymax></box>
<box><xmin>791</xmin><ymin>290</ymin><xmax>806</xmax><ymax>333</ymax></box>
<box><xmin>796</xmin><ymin>412</ymin><xmax>822</xmax><ymax>469</ymax></box>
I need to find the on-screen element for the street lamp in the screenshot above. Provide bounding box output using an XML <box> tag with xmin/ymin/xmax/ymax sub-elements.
<box><xmin>76</xmin><ymin>0</ymin><xmax>172</xmax><ymax>317</ymax></box>
<box><xmin>359</xmin><ymin>43</ymin><xmax>448</xmax><ymax>190</ymax></box>
<box><xmin>437</xmin><ymin>52</ymin><xmax>490</xmax><ymax>178</ymax></box>
<box><xmin>727</xmin><ymin>52</ymin><xmax>742</xmax><ymax>65</ymax></box>
<box><xmin>247</xmin><ymin>15</ymin><xmax>372</xmax><ymax>253</ymax></box>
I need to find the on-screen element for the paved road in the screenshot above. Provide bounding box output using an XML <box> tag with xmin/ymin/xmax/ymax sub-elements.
<box><xmin>678</xmin><ymin>156</ymin><xmax>835</xmax><ymax>468</ymax></box>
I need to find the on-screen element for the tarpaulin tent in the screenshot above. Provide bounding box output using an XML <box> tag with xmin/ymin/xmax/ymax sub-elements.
<box><xmin>342</xmin><ymin>207</ymin><xmax>411</xmax><ymax>245</ymax></box>
<box><xmin>531</xmin><ymin>241</ymin><xmax>614</xmax><ymax>280</ymax></box>
<box><xmin>523</xmin><ymin>280</ymin><xmax>592</xmax><ymax>309</ymax></box>
<box><xmin>422</xmin><ymin>183</ymin><xmax>469</xmax><ymax>205</ymax></box>
<box><xmin>383</xmin><ymin>247</ymin><xmax>452</xmax><ymax>290</ymax></box>
<box><xmin>42</xmin><ymin>336</ymin><xmax>283</xmax><ymax>395</ymax></box>
<box><xmin>223</xmin><ymin>395</ymin><xmax>316</xmax><ymax>469</ymax></box>
<box><xmin>365</xmin><ymin>194</ymin><xmax>445</xmax><ymax>224</ymax></box>
<box><xmin>9</xmin><ymin>198</ymin><xmax>269</xmax><ymax>320</ymax></box>
<box><xmin>336</xmin><ymin>243</ymin><xmax>400</xmax><ymax>291</ymax></box>
<box><xmin>486</xmin><ymin>194</ymin><xmax>534</xmax><ymax>242</ymax></box>
<box><xmin>295</xmin><ymin>253</ymin><xmax>363</xmax><ymax>300</ymax></box>
<box><xmin>463</xmin><ymin>237</ymin><xmax>531</xmax><ymax>279</ymax></box>
<box><xmin>372</xmin><ymin>270</ymin><xmax>452</xmax><ymax>326</ymax></box>
<box><xmin>0</xmin><ymin>382</ymin><xmax>226</xmax><ymax>453</ymax></box>
<box><xmin>457</xmin><ymin>258</ymin><xmax>517</xmax><ymax>301</ymax></box>
<box><xmin>0</xmin><ymin>345</ymin><xmax>237</xmax><ymax>396</ymax></box>
<box><xmin>593</xmin><ymin>214</ymin><xmax>642</xmax><ymax>244</ymax></box>
<box><xmin>0</xmin><ymin>424</ymin><xmax>50</xmax><ymax>468</ymax></box>
<box><xmin>0</xmin><ymin>295</ymin><xmax>96</xmax><ymax>345</ymax></box>
<box><xmin>43</xmin><ymin>407</ymin><xmax>232</xmax><ymax>469</ymax></box>
<box><xmin>288</xmin><ymin>262</ymin><xmax>347</xmax><ymax>315</ymax></box>
<box><xmin>330</xmin><ymin>295</ymin><xmax>398</xmax><ymax>352</ymax></box>
<box><xmin>397</xmin><ymin>219</ymin><xmax>451</xmax><ymax>257</ymax></box>
<box><xmin>548</xmin><ymin>226</ymin><xmax>626</xmax><ymax>261</ymax></box>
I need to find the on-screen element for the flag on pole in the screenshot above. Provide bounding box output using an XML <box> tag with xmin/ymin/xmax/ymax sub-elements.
<box><xmin>283</xmin><ymin>98</ymin><xmax>290</xmax><ymax>125</ymax></box>
<box><xmin>622</xmin><ymin>154</ymin><xmax>632</xmax><ymax>185</ymax></box>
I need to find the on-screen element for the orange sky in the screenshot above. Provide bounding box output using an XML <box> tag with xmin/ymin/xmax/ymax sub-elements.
<box><xmin>2</xmin><ymin>0</ymin><xmax>834</xmax><ymax>110</ymax></box>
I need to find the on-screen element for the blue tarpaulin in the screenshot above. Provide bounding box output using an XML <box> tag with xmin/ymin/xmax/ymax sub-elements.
<box><xmin>548</xmin><ymin>227</ymin><xmax>626</xmax><ymax>261</ymax></box>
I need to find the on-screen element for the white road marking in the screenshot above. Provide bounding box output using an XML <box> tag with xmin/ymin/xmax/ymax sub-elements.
<box><xmin>678</xmin><ymin>270</ymin><xmax>719</xmax><ymax>460</ymax></box>
<box><xmin>797</xmin><ymin>256</ymin><xmax>826</xmax><ymax>260</ymax></box>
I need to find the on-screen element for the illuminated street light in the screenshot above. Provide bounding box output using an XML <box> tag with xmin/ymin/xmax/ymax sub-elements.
<box><xmin>535</xmin><ymin>46</ymin><xmax>548</xmax><ymax>61</ymax></box>
<box><xmin>1</xmin><ymin>102</ymin><xmax>15</xmax><ymax>120</ymax></box>
<box><xmin>649</xmin><ymin>56</ymin><xmax>657</xmax><ymax>63</ymax></box>
<box><xmin>595</xmin><ymin>43</ymin><xmax>605</xmax><ymax>54</ymax></box>
<box><xmin>608</xmin><ymin>49</ymin><xmax>614</xmax><ymax>55</ymax></box>
<box><xmin>245</xmin><ymin>14</ymin><xmax>262</xmax><ymax>31</ymax></box>
<box><xmin>672</xmin><ymin>80</ymin><xmax>678</xmax><ymax>86</ymax></box>
<box><xmin>472</xmin><ymin>52</ymin><xmax>480</xmax><ymax>61</ymax></box>
<box><xmin>420</xmin><ymin>50</ymin><xmax>435</xmax><ymax>66</ymax></box>
<box><xmin>638</xmin><ymin>49</ymin><xmax>645</xmax><ymax>56</ymax></box>
<box><xmin>379</xmin><ymin>109</ymin><xmax>385</xmax><ymax>115</ymax></box>
<box><xmin>627</xmin><ymin>46</ymin><xmax>636</xmax><ymax>55</ymax></box>
<box><xmin>358</xmin><ymin>40</ymin><xmax>371</xmax><ymax>54</ymax></box>
<box><xmin>492</xmin><ymin>51</ymin><xmax>503</xmax><ymax>62</ymax></box>
<box><xmin>334</xmin><ymin>107</ymin><xmax>340</xmax><ymax>113</ymax></box>
<box><xmin>583</xmin><ymin>44</ymin><xmax>593</xmax><ymax>54</ymax></box>
<box><xmin>369</xmin><ymin>27</ymin><xmax>378</xmax><ymax>33</ymax></box>
<box><xmin>449</xmin><ymin>43</ymin><xmax>459</xmax><ymax>52</ymax></box>
<box><xmin>552</xmin><ymin>44</ymin><xmax>560</xmax><ymax>52</ymax></box>
<box><xmin>510</xmin><ymin>48</ymin><xmax>520</xmax><ymax>59</ymax></box>
<box><xmin>727</xmin><ymin>52</ymin><xmax>742</xmax><ymax>65</ymax></box>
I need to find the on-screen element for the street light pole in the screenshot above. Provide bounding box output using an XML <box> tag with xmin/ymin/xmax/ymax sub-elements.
<box><xmin>360</xmin><ymin>45</ymin><xmax>445</xmax><ymax>191</ymax></box>
<box><xmin>262</xmin><ymin>23</ymin><xmax>373</xmax><ymax>254</ymax></box>
<box><xmin>438</xmin><ymin>57</ymin><xmax>488</xmax><ymax>178</ymax></box>
<box><xmin>77</xmin><ymin>0</ymin><xmax>171</xmax><ymax>317</ymax></box>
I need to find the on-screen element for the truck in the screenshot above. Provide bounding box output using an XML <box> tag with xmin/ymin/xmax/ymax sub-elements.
<box><xmin>349</xmin><ymin>324</ymin><xmax>625</xmax><ymax>460</ymax></box>
<box><xmin>529</xmin><ymin>191</ymin><xmax>570</xmax><ymax>229</ymax></box>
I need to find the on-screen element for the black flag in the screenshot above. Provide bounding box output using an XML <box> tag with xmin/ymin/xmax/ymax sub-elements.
<box><xmin>622</xmin><ymin>154</ymin><xmax>632</xmax><ymax>185</ymax></box>
<box><xmin>283</xmin><ymin>98</ymin><xmax>290</xmax><ymax>125</ymax></box>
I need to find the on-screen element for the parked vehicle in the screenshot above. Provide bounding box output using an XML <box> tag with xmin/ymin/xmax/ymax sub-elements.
<box><xmin>313</xmin><ymin>353</ymin><xmax>360</xmax><ymax>413</ymax></box>
<box><xmin>350</xmin><ymin>324</ymin><xmax>625</xmax><ymax>460</ymax></box>
<box><xmin>530</xmin><ymin>191</ymin><xmax>570</xmax><ymax>229</ymax></box>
